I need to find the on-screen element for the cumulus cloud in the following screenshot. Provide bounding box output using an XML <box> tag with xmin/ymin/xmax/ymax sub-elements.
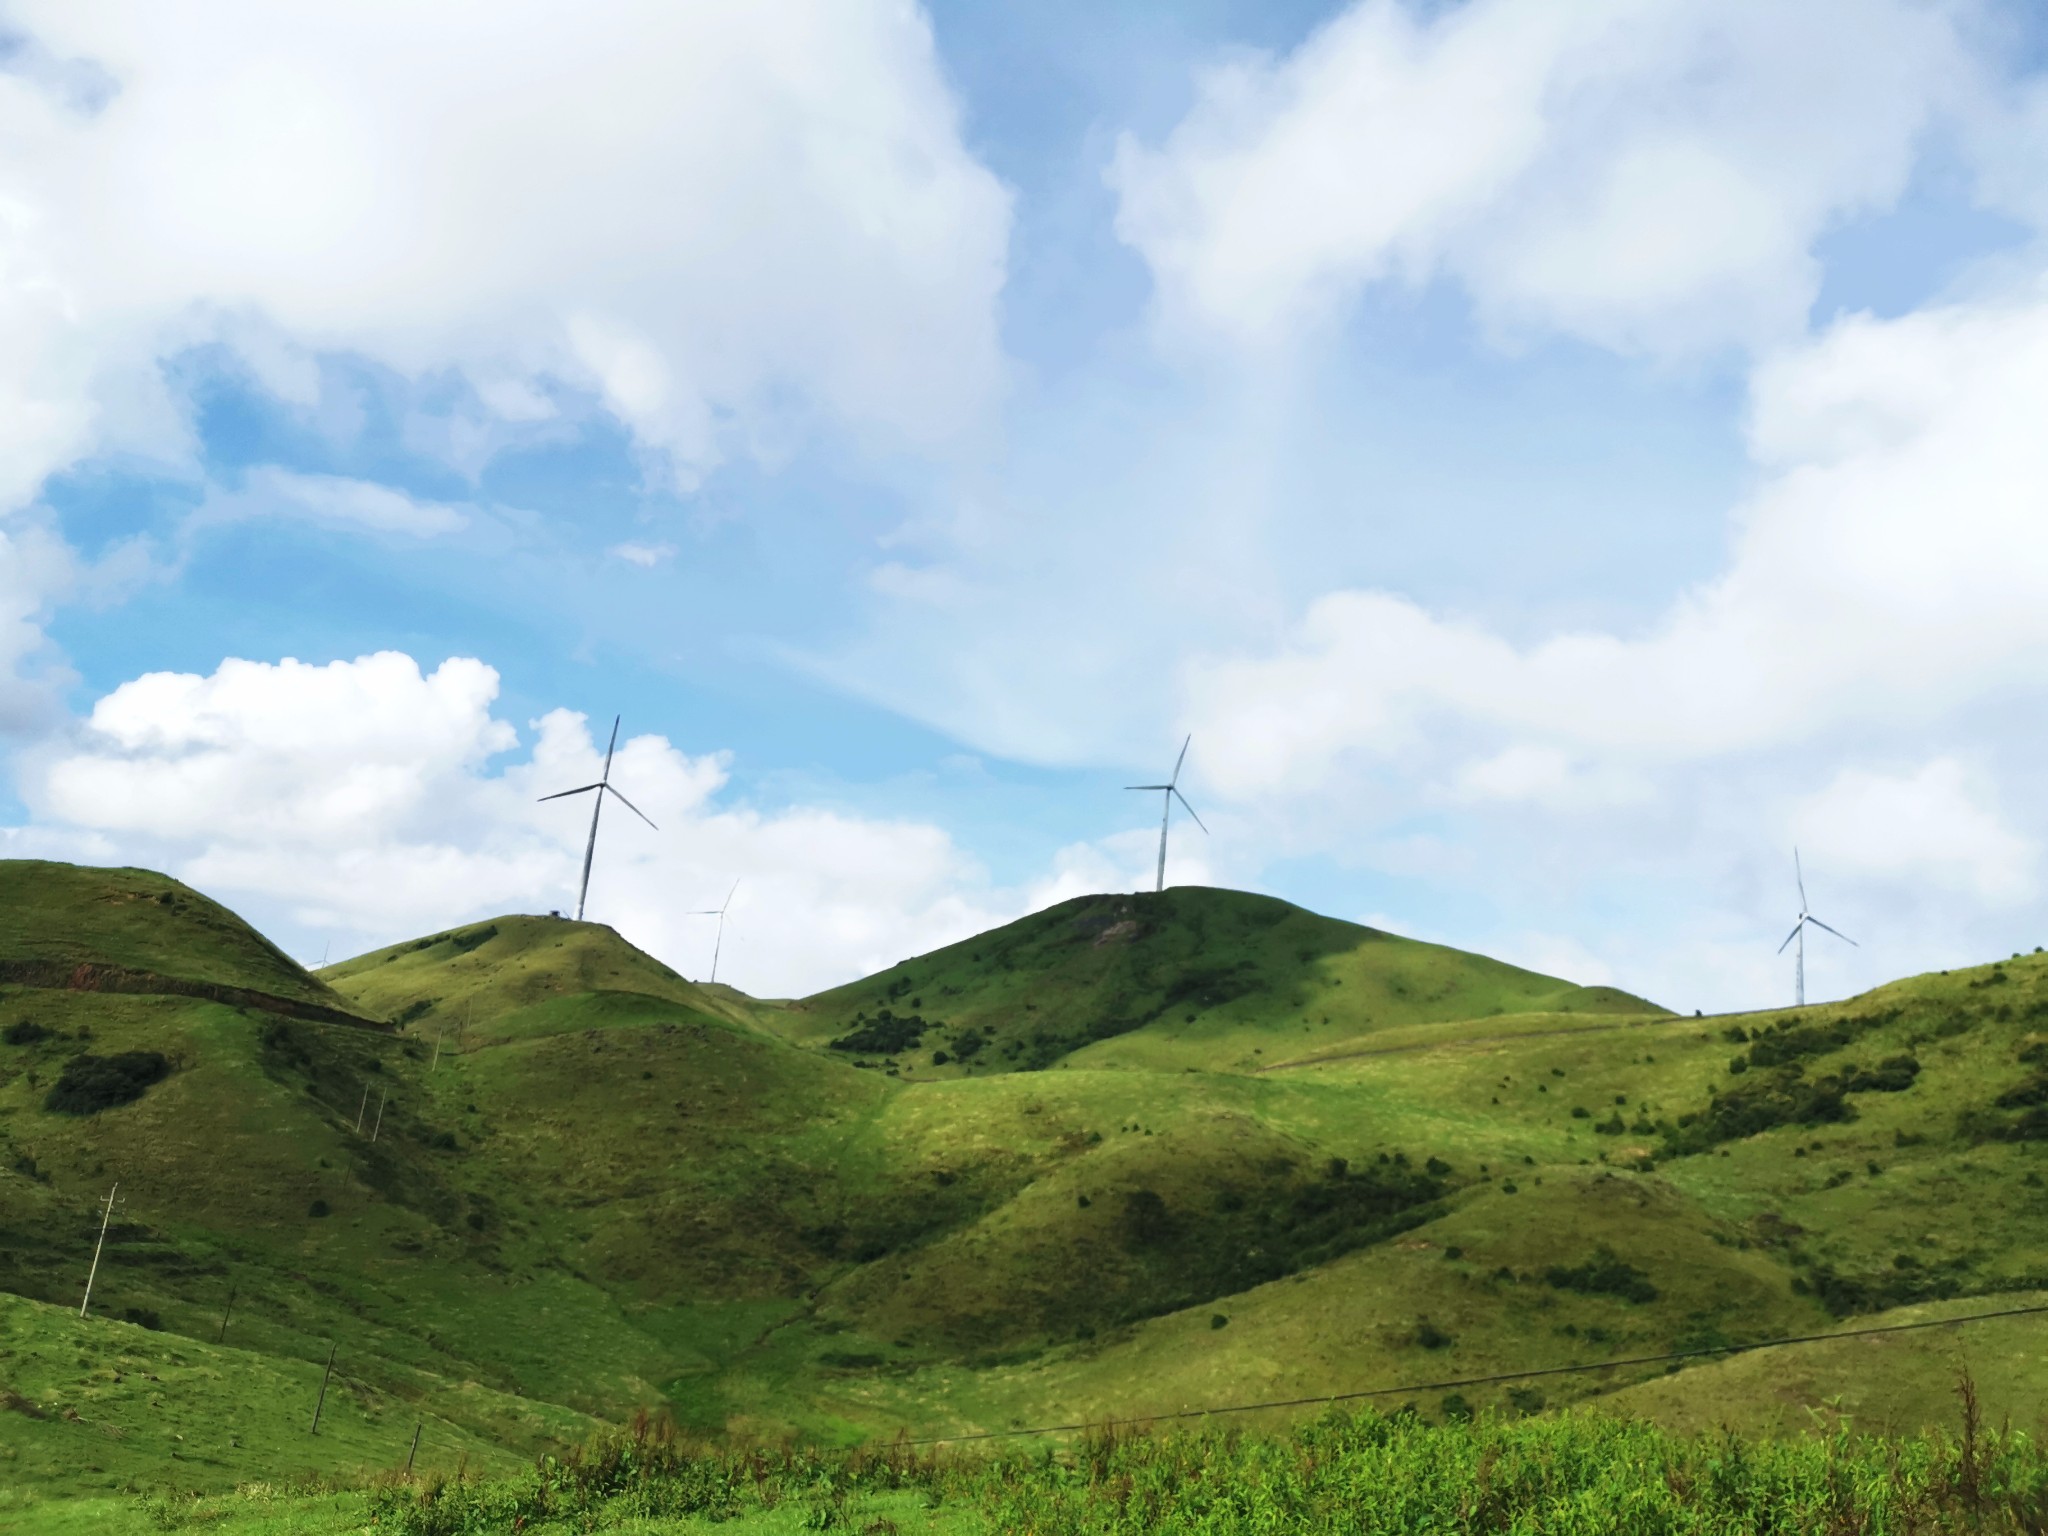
<box><xmin>1185</xmin><ymin>281</ymin><xmax>2048</xmax><ymax>801</ymax></box>
<box><xmin>14</xmin><ymin>651</ymin><xmax>1182</xmax><ymax>996</ymax></box>
<box><xmin>1110</xmin><ymin>0</ymin><xmax>1973</xmax><ymax>355</ymax></box>
<box><xmin>0</xmin><ymin>0</ymin><xmax>1011</xmax><ymax>509</ymax></box>
<box><xmin>0</xmin><ymin>518</ymin><xmax>79</xmax><ymax>733</ymax></box>
<box><xmin>1793</xmin><ymin>759</ymin><xmax>2036</xmax><ymax>906</ymax></box>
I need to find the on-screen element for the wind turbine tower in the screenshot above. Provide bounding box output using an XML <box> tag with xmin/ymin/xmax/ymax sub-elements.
<box><xmin>1126</xmin><ymin>735</ymin><xmax>1207</xmax><ymax>894</ymax></box>
<box><xmin>689</xmin><ymin>880</ymin><xmax>740</xmax><ymax>985</ymax></box>
<box><xmin>1778</xmin><ymin>848</ymin><xmax>1856</xmax><ymax>1008</ymax></box>
<box><xmin>538</xmin><ymin>715</ymin><xmax>657</xmax><ymax>922</ymax></box>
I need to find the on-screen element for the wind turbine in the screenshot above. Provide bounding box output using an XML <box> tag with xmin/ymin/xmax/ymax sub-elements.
<box><xmin>1778</xmin><ymin>848</ymin><xmax>1856</xmax><ymax>1008</ymax></box>
<box><xmin>1126</xmin><ymin>735</ymin><xmax>1206</xmax><ymax>894</ymax></box>
<box><xmin>689</xmin><ymin>880</ymin><xmax>739</xmax><ymax>985</ymax></box>
<box><xmin>538</xmin><ymin>715</ymin><xmax>656</xmax><ymax>922</ymax></box>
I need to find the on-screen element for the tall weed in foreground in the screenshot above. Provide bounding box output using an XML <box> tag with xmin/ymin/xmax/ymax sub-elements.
<box><xmin>363</xmin><ymin>1382</ymin><xmax>2048</xmax><ymax>1534</ymax></box>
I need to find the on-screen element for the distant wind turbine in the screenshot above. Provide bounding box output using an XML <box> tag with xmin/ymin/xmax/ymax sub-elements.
<box><xmin>1778</xmin><ymin>848</ymin><xmax>1856</xmax><ymax>1008</ymax></box>
<box><xmin>689</xmin><ymin>880</ymin><xmax>740</xmax><ymax>985</ymax></box>
<box><xmin>538</xmin><ymin>715</ymin><xmax>657</xmax><ymax>922</ymax></box>
<box><xmin>1126</xmin><ymin>735</ymin><xmax>1206</xmax><ymax>894</ymax></box>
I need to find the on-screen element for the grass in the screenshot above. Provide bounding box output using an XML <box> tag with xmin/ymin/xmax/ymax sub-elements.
<box><xmin>41</xmin><ymin>1395</ymin><xmax>2048</xmax><ymax>1533</ymax></box>
<box><xmin>0</xmin><ymin>861</ymin><xmax>350</xmax><ymax>1013</ymax></box>
<box><xmin>771</xmin><ymin>887</ymin><xmax>1662</xmax><ymax>1078</ymax></box>
<box><xmin>7</xmin><ymin>858</ymin><xmax>2048</xmax><ymax>1514</ymax></box>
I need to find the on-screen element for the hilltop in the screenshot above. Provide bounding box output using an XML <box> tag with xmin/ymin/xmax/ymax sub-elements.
<box><xmin>320</xmin><ymin>913</ymin><xmax>760</xmax><ymax>1040</ymax></box>
<box><xmin>775</xmin><ymin>887</ymin><xmax>1661</xmax><ymax>1075</ymax></box>
<box><xmin>0</xmin><ymin>860</ymin><xmax>365</xmax><ymax>1022</ymax></box>
<box><xmin>5</xmin><ymin>859</ymin><xmax>2048</xmax><ymax>1507</ymax></box>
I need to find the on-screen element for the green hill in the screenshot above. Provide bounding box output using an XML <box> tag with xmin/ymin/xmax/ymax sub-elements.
<box><xmin>0</xmin><ymin>861</ymin><xmax>363</xmax><ymax>1021</ymax></box>
<box><xmin>319</xmin><ymin>913</ymin><xmax>762</xmax><ymax>1040</ymax></box>
<box><xmin>7</xmin><ymin>859</ymin><xmax>2048</xmax><ymax>1515</ymax></box>
<box><xmin>774</xmin><ymin>887</ymin><xmax>1662</xmax><ymax>1076</ymax></box>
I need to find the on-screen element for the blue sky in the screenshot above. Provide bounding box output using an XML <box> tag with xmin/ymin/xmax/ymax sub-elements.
<box><xmin>5</xmin><ymin>0</ymin><xmax>2048</xmax><ymax>1005</ymax></box>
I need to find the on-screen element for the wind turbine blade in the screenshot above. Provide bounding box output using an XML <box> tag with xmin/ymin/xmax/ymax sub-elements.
<box><xmin>602</xmin><ymin>783</ymin><xmax>657</xmax><ymax>829</ymax></box>
<box><xmin>1807</xmin><ymin>916</ymin><xmax>1857</xmax><ymax>946</ymax></box>
<box><xmin>1125</xmin><ymin>784</ymin><xmax>1172</xmax><ymax>791</ymax></box>
<box><xmin>722</xmin><ymin>879</ymin><xmax>740</xmax><ymax>915</ymax></box>
<box><xmin>1795</xmin><ymin>847</ymin><xmax>1807</xmax><ymax>910</ymax></box>
<box><xmin>601</xmin><ymin>715</ymin><xmax>621</xmax><ymax>781</ymax></box>
<box><xmin>1777</xmin><ymin>920</ymin><xmax>1805</xmax><ymax>954</ymax></box>
<box><xmin>538</xmin><ymin>783</ymin><xmax>603</xmax><ymax>802</ymax></box>
<box><xmin>1169</xmin><ymin>734</ymin><xmax>1191</xmax><ymax>788</ymax></box>
<box><xmin>1172</xmin><ymin>787</ymin><xmax>1208</xmax><ymax>833</ymax></box>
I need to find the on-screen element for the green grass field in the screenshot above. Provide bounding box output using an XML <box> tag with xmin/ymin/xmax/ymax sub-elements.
<box><xmin>5</xmin><ymin>858</ymin><xmax>2048</xmax><ymax>1525</ymax></box>
<box><xmin>26</xmin><ymin>1400</ymin><xmax>2048</xmax><ymax>1534</ymax></box>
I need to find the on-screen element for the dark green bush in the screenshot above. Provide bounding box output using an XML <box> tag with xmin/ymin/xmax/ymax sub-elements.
<box><xmin>1544</xmin><ymin>1246</ymin><xmax>1658</xmax><ymax>1303</ymax></box>
<box><xmin>43</xmin><ymin>1051</ymin><xmax>171</xmax><ymax>1115</ymax></box>
<box><xmin>2</xmin><ymin>1019</ymin><xmax>50</xmax><ymax>1046</ymax></box>
<box><xmin>1845</xmin><ymin>1056</ymin><xmax>1922</xmax><ymax>1093</ymax></box>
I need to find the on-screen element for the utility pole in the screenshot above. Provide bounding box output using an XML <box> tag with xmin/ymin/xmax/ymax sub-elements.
<box><xmin>310</xmin><ymin>1343</ymin><xmax>337</xmax><ymax>1434</ymax></box>
<box><xmin>355</xmin><ymin>1085</ymin><xmax>370</xmax><ymax>1134</ymax></box>
<box><xmin>405</xmin><ymin>1420</ymin><xmax>423</xmax><ymax>1476</ymax></box>
<box><xmin>370</xmin><ymin>1089</ymin><xmax>386</xmax><ymax>1144</ymax></box>
<box><xmin>80</xmin><ymin>1183</ymin><xmax>118</xmax><ymax>1318</ymax></box>
<box><xmin>216</xmin><ymin>1282</ymin><xmax>237</xmax><ymax>1343</ymax></box>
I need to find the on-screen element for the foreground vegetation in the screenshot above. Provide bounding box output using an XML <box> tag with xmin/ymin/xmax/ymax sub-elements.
<box><xmin>48</xmin><ymin>1391</ymin><xmax>2048</xmax><ymax>1535</ymax></box>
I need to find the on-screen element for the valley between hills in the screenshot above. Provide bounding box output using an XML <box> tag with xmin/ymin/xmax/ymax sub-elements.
<box><xmin>3</xmin><ymin>857</ymin><xmax>2048</xmax><ymax>1513</ymax></box>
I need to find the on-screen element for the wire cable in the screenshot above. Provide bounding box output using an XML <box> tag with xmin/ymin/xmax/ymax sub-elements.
<box><xmin>887</xmin><ymin>1299</ymin><xmax>2048</xmax><ymax>1448</ymax></box>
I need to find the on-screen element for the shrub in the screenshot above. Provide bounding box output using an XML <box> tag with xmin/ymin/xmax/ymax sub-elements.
<box><xmin>1571</xmin><ymin>1105</ymin><xmax>1590</xmax><ymax>1118</ymax></box>
<box><xmin>1544</xmin><ymin>1247</ymin><xmax>1658</xmax><ymax>1303</ymax></box>
<box><xmin>1120</xmin><ymin>1189</ymin><xmax>1174</xmax><ymax>1248</ymax></box>
<box><xmin>1209</xmin><ymin>1314</ymin><xmax>1229</xmax><ymax>1330</ymax></box>
<box><xmin>1439</xmin><ymin>1393</ymin><xmax>1473</xmax><ymax>1422</ymax></box>
<box><xmin>1414</xmin><ymin>1318</ymin><xmax>1454</xmax><ymax>1350</ymax></box>
<box><xmin>2</xmin><ymin>1020</ymin><xmax>50</xmax><ymax>1046</ymax></box>
<box><xmin>1845</xmin><ymin>1056</ymin><xmax>1921</xmax><ymax>1093</ymax></box>
<box><xmin>830</xmin><ymin>1009</ymin><xmax>928</xmax><ymax>1055</ymax></box>
<box><xmin>120</xmin><ymin>1307</ymin><xmax>162</xmax><ymax>1330</ymax></box>
<box><xmin>1661</xmin><ymin>1067</ymin><xmax>1854</xmax><ymax>1156</ymax></box>
<box><xmin>43</xmin><ymin>1051</ymin><xmax>171</xmax><ymax>1115</ymax></box>
<box><xmin>309</xmin><ymin>1199</ymin><xmax>331</xmax><ymax>1218</ymax></box>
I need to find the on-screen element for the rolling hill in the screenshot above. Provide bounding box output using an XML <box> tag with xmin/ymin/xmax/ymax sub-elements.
<box><xmin>5</xmin><ymin>857</ymin><xmax>2048</xmax><ymax>1510</ymax></box>
<box><xmin>772</xmin><ymin>886</ymin><xmax>1663</xmax><ymax>1076</ymax></box>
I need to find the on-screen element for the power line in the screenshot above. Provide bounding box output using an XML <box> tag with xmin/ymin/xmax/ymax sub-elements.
<box><xmin>888</xmin><ymin>1299</ymin><xmax>2048</xmax><ymax>1449</ymax></box>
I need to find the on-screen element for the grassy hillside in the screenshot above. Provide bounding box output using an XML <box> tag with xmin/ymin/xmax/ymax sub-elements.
<box><xmin>7</xmin><ymin>861</ymin><xmax>2048</xmax><ymax>1513</ymax></box>
<box><xmin>775</xmin><ymin>887</ymin><xmax>1661</xmax><ymax>1077</ymax></box>
<box><xmin>0</xmin><ymin>861</ymin><xmax>353</xmax><ymax>1015</ymax></box>
<box><xmin>320</xmin><ymin>913</ymin><xmax>761</xmax><ymax>1037</ymax></box>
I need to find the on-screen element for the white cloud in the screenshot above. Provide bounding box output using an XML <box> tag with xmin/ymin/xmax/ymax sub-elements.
<box><xmin>0</xmin><ymin>517</ymin><xmax>79</xmax><ymax>732</ymax></box>
<box><xmin>212</xmin><ymin>468</ymin><xmax>469</xmax><ymax>538</ymax></box>
<box><xmin>1793</xmin><ymin>759</ymin><xmax>2036</xmax><ymax>906</ymax></box>
<box><xmin>609</xmin><ymin>541</ymin><xmax>677</xmax><ymax>569</ymax></box>
<box><xmin>0</xmin><ymin>0</ymin><xmax>1011</xmax><ymax>509</ymax></box>
<box><xmin>13</xmin><ymin>651</ymin><xmax>1175</xmax><ymax>997</ymax></box>
<box><xmin>1186</xmin><ymin>281</ymin><xmax>2048</xmax><ymax>801</ymax></box>
<box><xmin>1110</xmin><ymin>0</ymin><xmax>1973</xmax><ymax>355</ymax></box>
